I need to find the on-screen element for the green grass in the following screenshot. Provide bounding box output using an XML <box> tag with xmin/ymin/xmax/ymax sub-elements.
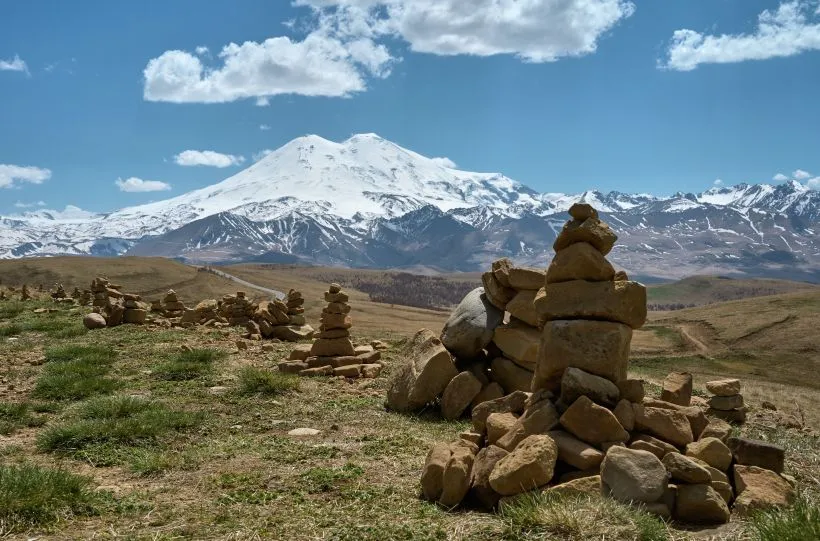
<box><xmin>0</xmin><ymin>464</ymin><xmax>101</xmax><ymax>532</ymax></box>
<box><xmin>749</xmin><ymin>496</ymin><xmax>820</xmax><ymax>541</ymax></box>
<box><xmin>44</xmin><ymin>344</ymin><xmax>114</xmax><ymax>364</ymax></box>
<box><xmin>154</xmin><ymin>348</ymin><xmax>225</xmax><ymax>381</ymax></box>
<box><xmin>0</xmin><ymin>323</ymin><xmax>23</xmax><ymax>337</ymax></box>
<box><xmin>0</xmin><ymin>301</ymin><xmax>27</xmax><ymax>319</ymax></box>
<box><xmin>36</xmin><ymin>395</ymin><xmax>201</xmax><ymax>458</ymax></box>
<box><xmin>300</xmin><ymin>463</ymin><xmax>365</xmax><ymax>494</ymax></box>
<box><xmin>237</xmin><ymin>366</ymin><xmax>300</xmax><ymax>396</ymax></box>
<box><xmin>498</xmin><ymin>491</ymin><xmax>669</xmax><ymax>541</ymax></box>
<box><xmin>0</xmin><ymin>402</ymin><xmax>45</xmax><ymax>435</ymax></box>
<box><xmin>32</xmin><ymin>358</ymin><xmax>118</xmax><ymax>401</ymax></box>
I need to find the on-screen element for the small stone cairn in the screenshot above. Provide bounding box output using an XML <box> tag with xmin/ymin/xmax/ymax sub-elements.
<box><xmin>20</xmin><ymin>284</ymin><xmax>31</xmax><ymax>301</ymax></box>
<box><xmin>71</xmin><ymin>287</ymin><xmax>81</xmax><ymax>300</ymax></box>
<box><xmin>50</xmin><ymin>283</ymin><xmax>67</xmax><ymax>300</ymax></box>
<box><xmin>218</xmin><ymin>292</ymin><xmax>255</xmax><ymax>326</ymax></box>
<box><xmin>253</xmin><ymin>289</ymin><xmax>315</xmax><ymax>341</ymax></box>
<box><xmin>278</xmin><ymin>283</ymin><xmax>382</xmax><ymax>378</ymax></box>
<box><xmin>705</xmin><ymin>378</ymin><xmax>747</xmax><ymax>424</ymax></box>
<box><xmin>180</xmin><ymin>299</ymin><xmax>225</xmax><ymax>327</ymax></box>
<box><xmin>161</xmin><ymin>290</ymin><xmax>186</xmax><ymax>318</ymax></box>
<box><xmin>397</xmin><ymin>204</ymin><xmax>795</xmax><ymax>524</ymax></box>
<box><xmin>84</xmin><ymin>277</ymin><xmax>148</xmax><ymax>328</ymax></box>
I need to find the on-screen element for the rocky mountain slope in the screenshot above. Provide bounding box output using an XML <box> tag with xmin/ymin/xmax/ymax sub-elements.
<box><xmin>2</xmin><ymin>134</ymin><xmax>819</xmax><ymax>281</ymax></box>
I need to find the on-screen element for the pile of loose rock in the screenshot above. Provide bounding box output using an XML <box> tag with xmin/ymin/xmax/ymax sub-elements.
<box><xmin>84</xmin><ymin>277</ymin><xmax>149</xmax><ymax>329</ymax></box>
<box><xmin>706</xmin><ymin>378</ymin><xmax>747</xmax><ymax>424</ymax></box>
<box><xmin>398</xmin><ymin>204</ymin><xmax>795</xmax><ymax>525</ymax></box>
<box><xmin>389</xmin><ymin>259</ymin><xmax>550</xmax><ymax>420</ymax></box>
<box><xmin>278</xmin><ymin>283</ymin><xmax>381</xmax><ymax>378</ymax></box>
<box><xmin>254</xmin><ymin>289</ymin><xmax>315</xmax><ymax>341</ymax></box>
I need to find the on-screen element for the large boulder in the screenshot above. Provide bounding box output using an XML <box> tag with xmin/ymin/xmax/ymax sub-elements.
<box><xmin>472</xmin><ymin>382</ymin><xmax>505</xmax><ymax>409</ymax></box>
<box><xmin>733</xmin><ymin>465</ymin><xmax>795</xmax><ymax>515</ymax></box>
<box><xmin>559</xmin><ymin>396</ymin><xmax>629</xmax><ymax>445</ymax></box>
<box><xmin>487</xmin><ymin>412</ymin><xmax>519</xmax><ymax>445</ymax></box>
<box><xmin>441</xmin><ymin>371</ymin><xmax>483</xmax><ymax>420</ymax></box>
<box><xmin>546</xmin><ymin>242</ymin><xmax>615</xmax><ymax>284</ymax></box>
<box><xmin>660</xmin><ymin>372</ymin><xmax>693</xmax><ymax>406</ymax></box>
<box><xmin>708</xmin><ymin>395</ymin><xmax>744</xmax><ymax>411</ymax></box>
<box><xmin>553</xmin><ymin>217</ymin><xmax>617</xmax><ymax>255</ymax></box>
<box><xmin>421</xmin><ymin>442</ymin><xmax>451</xmax><ymax>501</ymax></box>
<box><xmin>560</xmin><ymin>367</ymin><xmax>620</xmax><ymax>407</ymax></box>
<box><xmin>630</xmin><ymin>434</ymin><xmax>678</xmax><ymax>459</ymax></box>
<box><xmin>534</xmin><ymin>280</ymin><xmax>647</xmax><ymax>330</ymax></box>
<box><xmin>492</xmin><ymin>324</ymin><xmax>541</xmax><ymax>371</ymax></box>
<box><xmin>385</xmin><ymin>329</ymin><xmax>458</xmax><ymax>412</ymax></box>
<box><xmin>727</xmin><ymin>437</ymin><xmax>785</xmax><ymax>473</ymax></box>
<box><xmin>600</xmin><ymin>446</ymin><xmax>667</xmax><ymax>503</ymax></box>
<box><xmin>613</xmin><ymin>400</ymin><xmax>635</xmax><ymax>431</ymax></box>
<box><xmin>505</xmin><ymin>289</ymin><xmax>539</xmax><ymax>327</ymax></box>
<box><xmin>633</xmin><ymin>404</ymin><xmax>694</xmax><ymax>447</ymax></box>
<box><xmin>490</xmin><ymin>357</ymin><xmax>533</xmax><ymax>394</ymax></box>
<box><xmin>617</xmin><ymin>378</ymin><xmax>645</xmax><ymax>403</ymax></box>
<box><xmin>271</xmin><ymin>324</ymin><xmax>315</xmax><ymax>342</ymax></box>
<box><xmin>700</xmin><ymin>418</ymin><xmax>732</xmax><ymax>442</ymax></box>
<box><xmin>440</xmin><ymin>288</ymin><xmax>504</xmax><ymax>361</ymax></box>
<box><xmin>468</xmin><ymin>445</ymin><xmax>508</xmax><ymax>510</ymax></box>
<box><xmin>547</xmin><ymin>430</ymin><xmax>605</xmax><ymax>470</ymax></box>
<box><xmin>675</xmin><ymin>484</ymin><xmax>730</xmax><ymax>524</ymax></box>
<box><xmin>488</xmin><ymin>435</ymin><xmax>558</xmax><ymax>496</ymax></box>
<box><xmin>310</xmin><ymin>337</ymin><xmax>355</xmax><ymax>357</ymax></box>
<box><xmin>83</xmin><ymin>312</ymin><xmax>107</xmax><ymax>329</ymax></box>
<box><xmin>532</xmin><ymin>320</ymin><xmax>632</xmax><ymax>392</ymax></box>
<box><xmin>548</xmin><ymin>475</ymin><xmax>602</xmax><ymax>497</ymax></box>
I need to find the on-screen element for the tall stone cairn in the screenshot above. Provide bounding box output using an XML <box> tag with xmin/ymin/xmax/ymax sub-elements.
<box><xmin>278</xmin><ymin>283</ymin><xmax>382</xmax><ymax>378</ymax></box>
<box><xmin>84</xmin><ymin>277</ymin><xmax>147</xmax><ymax>328</ymax></box>
<box><xmin>20</xmin><ymin>284</ymin><xmax>31</xmax><ymax>301</ymax></box>
<box><xmin>51</xmin><ymin>283</ymin><xmax>67</xmax><ymax>300</ymax></box>
<box><xmin>531</xmin><ymin>202</ymin><xmax>645</xmax><ymax>394</ymax></box>
<box><xmin>217</xmin><ymin>291</ymin><xmax>255</xmax><ymax>326</ymax></box>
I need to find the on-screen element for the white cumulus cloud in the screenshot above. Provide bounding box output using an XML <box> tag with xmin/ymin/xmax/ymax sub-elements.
<box><xmin>431</xmin><ymin>156</ymin><xmax>457</xmax><ymax>168</ymax></box>
<box><xmin>259</xmin><ymin>124</ymin><xmax>272</xmax><ymax>131</ymax></box>
<box><xmin>195</xmin><ymin>46</ymin><xmax>209</xmax><ymax>55</ymax></box>
<box><xmin>772</xmin><ymin>173</ymin><xmax>790</xmax><ymax>182</ymax></box>
<box><xmin>115</xmin><ymin>177</ymin><xmax>172</xmax><ymax>193</ymax></box>
<box><xmin>0</xmin><ymin>164</ymin><xmax>51</xmax><ymax>189</ymax></box>
<box><xmin>807</xmin><ymin>177</ymin><xmax>820</xmax><ymax>189</ymax></box>
<box><xmin>793</xmin><ymin>169</ymin><xmax>812</xmax><ymax>180</ymax></box>
<box><xmin>14</xmin><ymin>200</ymin><xmax>46</xmax><ymax>208</ymax></box>
<box><xmin>144</xmin><ymin>0</ymin><xmax>632</xmax><ymax>103</ymax></box>
<box><xmin>662</xmin><ymin>1</ymin><xmax>820</xmax><ymax>71</ymax></box>
<box><xmin>713</xmin><ymin>178</ymin><xmax>724</xmax><ymax>186</ymax></box>
<box><xmin>173</xmin><ymin>150</ymin><xmax>245</xmax><ymax>168</ymax></box>
<box><xmin>0</xmin><ymin>54</ymin><xmax>28</xmax><ymax>73</ymax></box>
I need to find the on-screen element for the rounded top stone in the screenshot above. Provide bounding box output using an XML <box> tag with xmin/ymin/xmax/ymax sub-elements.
<box><xmin>568</xmin><ymin>203</ymin><xmax>599</xmax><ymax>221</ymax></box>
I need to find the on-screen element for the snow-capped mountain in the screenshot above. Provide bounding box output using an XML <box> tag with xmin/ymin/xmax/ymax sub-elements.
<box><xmin>2</xmin><ymin>133</ymin><xmax>819</xmax><ymax>281</ymax></box>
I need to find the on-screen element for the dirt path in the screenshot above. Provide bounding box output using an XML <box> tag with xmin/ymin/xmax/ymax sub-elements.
<box><xmin>197</xmin><ymin>267</ymin><xmax>285</xmax><ymax>300</ymax></box>
<box><xmin>678</xmin><ymin>324</ymin><xmax>711</xmax><ymax>355</ymax></box>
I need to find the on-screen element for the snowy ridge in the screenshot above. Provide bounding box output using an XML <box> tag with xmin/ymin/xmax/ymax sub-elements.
<box><xmin>1</xmin><ymin>133</ymin><xmax>819</xmax><ymax>280</ymax></box>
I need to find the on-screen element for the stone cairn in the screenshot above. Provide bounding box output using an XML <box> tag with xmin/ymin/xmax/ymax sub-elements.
<box><xmin>161</xmin><ymin>290</ymin><xmax>186</xmax><ymax>318</ymax></box>
<box><xmin>217</xmin><ymin>292</ymin><xmax>255</xmax><ymax>326</ymax></box>
<box><xmin>71</xmin><ymin>287</ymin><xmax>81</xmax><ymax>300</ymax></box>
<box><xmin>84</xmin><ymin>277</ymin><xmax>148</xmax><ymax>329</ymax></box>
<box><xmin>50</xmin><ymin>283</ymin><xmax>67</xmax><ymax>300</ymax></box>
<box><xmin>278</xmin><ymin>283</ymin><xmax>382</xmax><ymax>378</ymax></box>
<box><xmin>20</xmin><ymin>284</ymin><xmax>31</xmax><ymax>301</ymax></box>
<box><xmin>253</xmin><ymin>289</ymin><xmax>315</xmax><ymax>341</ymax></box>
<box><xmin>179</xmin><ymin>299</ymin><xmax>225</xmax><ymax>327</ymax></box>
<box><xmin>705</xmin><ymin>378</ymin><xmax>747</xmax><ymax>424</ymax></box>
<box><xmin>390</xmin><ymin>204</ymin><xmax>795</xmax><ymax>524</ymax></box>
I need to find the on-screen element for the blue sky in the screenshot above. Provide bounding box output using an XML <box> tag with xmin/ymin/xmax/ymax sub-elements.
<box><xmin>1</xmin><ymin>0</ymin><xmax>820</xmax><ymax>214</ymax></box>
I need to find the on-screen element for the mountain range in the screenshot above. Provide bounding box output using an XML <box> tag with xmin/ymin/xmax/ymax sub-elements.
<box><xmin>2</xmin><ymin>133</ymin><xmax>819</xmax><ymax>282</ymax></box>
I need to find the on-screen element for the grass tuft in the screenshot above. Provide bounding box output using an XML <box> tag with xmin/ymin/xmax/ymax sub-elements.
<box><xmin>300</xmin><ymin>463</ymin><xmax>365</xmax><ymax>494</ymax></box>
<box><xmin>32</xmin><ymin>359</ymin><xmax>118</xmax><ymax>401</ymax></box>
<box><xmin>44</xmin><ymin>344</ymin><xmax>114</xmax><ymax>364</ymax></box>
<box><xmin>0</xmin><ymin>323</ymin><xmax>23</xmax><ymax>337</ymax></box>
<box><xmin>36</xmin><ymin>395</ymin><xmax>201</xmax><ymax>456</ymax></box>
<box><xmin>750</xmin><ymin>496</ymin><xmax>820</xmax><ymax>541</ymax></box>
<box><xmin>237</xmin><ymin>366</ymin><xmax>300</xmax><ymax>396</ymax></box>
<box><xmin>0</xmin><ymin>402</ymin><xmax>45</xmax><ymax>435</ymax></box>
<box><xmin>154</xmin><ymin>348</ymin><xmax>225</xmax><ymax>381</ymax></box>
<box><xmin>0</xmin><ymin>464</ymin><xmax>100</xmax><ymax>532</ymax></box>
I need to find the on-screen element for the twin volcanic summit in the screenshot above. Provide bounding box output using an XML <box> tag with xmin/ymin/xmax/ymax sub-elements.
<box><xmin>2</xmin><ymin>133</ymin><xmax>819</xmax><ymax>281</ymax></box>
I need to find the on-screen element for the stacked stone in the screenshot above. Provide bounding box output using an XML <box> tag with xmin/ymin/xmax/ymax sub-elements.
<box><xmin>705</xmin><ymin>378</ymin><xmax>747</xmax><ymax>424</ymax></box>
<box><xmin>217</xmin><ymin>292</ymin><xmax>255</xmax><ymax>326</ymax></box>
<box><xmin>180</xmin><ymin>299</ymin><xmax>226</xmax><ymax>327</ymax></box>
<box><xmin>20</xmin><ymin>284</ymin><xmax>31</xmax><ymax>301</ymax></box>
<box><xmin>78</xmin><ymin>290</ymin><xmax>92</xmax><ymax>306</ymax></box>
<box><xmin>252</xmin><ymin>290</ymin><xmax>314</xmax><ymax>341</ymax></box>
<box><xmin>409</xmin><ymin>204</ymin><xmax>796</xmax><ymax>524</ymax></box>
<box><xmin>0</xmin><ymin>290</ymin><xmax>6</xmax><ymax>301</ymax></box>
<box><xmin>71</xmin><ymin>287</ymin><xmax>81</xmax><ymax>300</ymax></box>
<box><xmin>150</xmin><ymin>300</ymin><xmax>164</xmax><ymax>313</ymax></box>
<box><xmin>51</xmin><ymin>283</ymin><xmax>67</xmax><ymax>300</ymax></box>
<box><xmin>83</xmin><ymin>277</ymin><xmax>147</xmax><ymax>328</ymax></box>
<box><xmin>162</xmin><ymin>290</ymin><xmax>186</xmax><ymax>318</ymax></box>
<box><xmin>278</xmin><ymin>283</ymin><xmax>381</xmax><ymax>378</ymax></box>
